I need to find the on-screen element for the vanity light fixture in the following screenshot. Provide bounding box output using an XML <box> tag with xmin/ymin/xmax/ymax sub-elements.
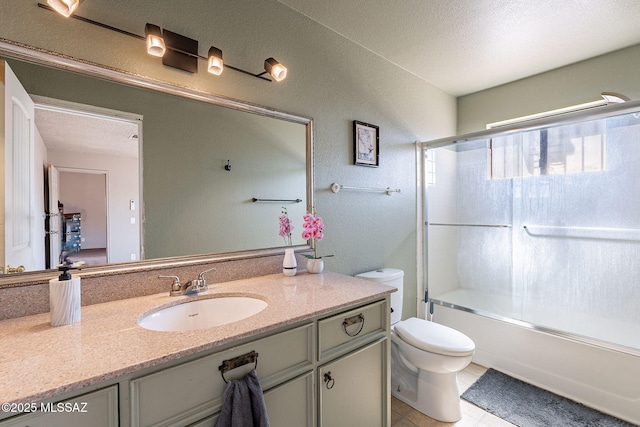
<box><xmin>145</xmin><ymin>23</ymin><xmax>166</xmax><ymax>58</ymax></box>
<box><xmin>47</xmin><ymin>0</ymin><xmax>80</xmax><ymax>17</ymax></box>
<box><xmin>37</xmin><ymin>2</ymin><xmax>287</xmax><ymax>82</ymax></box>
<box><xmin>264</xmin><ymin>58</ymin><xmax>287</xmax><ymax>82</ymax></box>
<box><xmin>160</xmin><ymin>29</ymin><xmax>199</xmax><ymax>73</ymax></box>
<box><xmin>207</xmin><ymin>46</ymin><xmax>224</xmax><ymax>76</ymax></box>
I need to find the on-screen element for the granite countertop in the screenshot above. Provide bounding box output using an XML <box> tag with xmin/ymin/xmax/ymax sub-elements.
<box><xmin>0</xmin><ymin>271</ymin><xmax>394</xmax><ymax>405</ymax></box>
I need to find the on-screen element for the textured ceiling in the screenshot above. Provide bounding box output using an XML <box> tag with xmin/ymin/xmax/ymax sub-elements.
<box><xmin>278</xmin><ymin>0</ymin><xmax>640</xmax><ymax>96</ymax></box>
<box><xmin>35</xmin><ymin>108</ymin><xmax>139</xmax><ymax>158</ymax></box>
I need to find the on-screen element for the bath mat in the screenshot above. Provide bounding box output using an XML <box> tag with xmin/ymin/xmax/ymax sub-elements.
<box><xmin>461</xmin><ymin>369</ymin><xmax>636</xmax><ymax>426</ymax></box>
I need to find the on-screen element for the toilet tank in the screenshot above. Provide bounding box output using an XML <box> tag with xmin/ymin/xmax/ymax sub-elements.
<box><xmin>355</xmin><ymin>268</ymin><xmax>404</xmax><ymax>325</ymax></box>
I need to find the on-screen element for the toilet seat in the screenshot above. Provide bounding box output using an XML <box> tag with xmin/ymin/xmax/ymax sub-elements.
<box><xmin>395</xmin><ymin>317</ymin><xmax>475</xmax><ymax>357</ymax></box>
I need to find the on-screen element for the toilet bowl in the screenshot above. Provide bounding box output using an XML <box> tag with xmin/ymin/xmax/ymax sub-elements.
<box><xmin>391</xmin><ymin>317</ymin><xmax>474</xmax><ymax>421</ymax></box>
<box><xmin>356</xmin><ymin>269</ymin><xmax>475</xmax><ymax>423</ymax></box>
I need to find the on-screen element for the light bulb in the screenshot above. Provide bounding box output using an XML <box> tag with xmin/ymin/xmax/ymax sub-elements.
<box><xmin>47</xmin><ymin>0</ymin><xmax>80</xmax><ymax>17</ymax></box>
<box><xmin>207</xmin><ymin>47</ymin><xmax>224</xmax><ymax>76</ymax></box>
<box><xmin>145</xmin><ymin>24</ymin><xmax>166</xmax><ymax>57</ymax></box>
<box><xmin>264</xmin><ymin>57</ymin><xmax>287</xmax><ymax>82</ymax></box>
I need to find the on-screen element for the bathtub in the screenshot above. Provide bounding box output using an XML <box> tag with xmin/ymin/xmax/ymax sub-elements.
<box><xmin>431</xmin><ymin>293</ymin><xmax>640</xmax><ymax>425</ymax></box>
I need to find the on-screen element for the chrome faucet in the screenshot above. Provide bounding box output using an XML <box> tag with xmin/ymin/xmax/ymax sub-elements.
<box><xmin>158</xmin><ymin>275</ymin><xmax>188</xmax><ymax>296</ymax></box>
<box><xmin>159</xmin><ymin>267</ymin><xmax>217</xmax><ymax>296</ymax></box>
<box><xmin>187</xmin><ymin>267</ymin><xmax>216</xmax><ymax>294</ymax></box>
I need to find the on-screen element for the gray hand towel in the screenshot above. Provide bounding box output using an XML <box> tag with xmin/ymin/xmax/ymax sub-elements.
<box><xmin>216</xmin><ymin>369</ymin><xmax>270</xmax><ymax>427</ymax></box>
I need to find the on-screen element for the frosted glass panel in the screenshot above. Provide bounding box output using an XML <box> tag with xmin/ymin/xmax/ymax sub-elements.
<box><xmin>426</xmin><ymin>140</ymin><xmax>515</xmax><ymax>302</ymax></box>
<box><xmin>427</xmin><ymin>110</ymin><xmax>640</xmax><ymax>352</ymax></box>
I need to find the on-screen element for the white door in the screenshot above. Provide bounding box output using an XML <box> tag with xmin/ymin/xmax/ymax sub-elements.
<box><xmin>48</xmin><ymin>164</ymin><xmax>61</xmax><ymax>268</ymax></box>
<box><xmin>1</xmin><ymin>60</ymin><xmax>36</xmax><ymax>273</ymax></box>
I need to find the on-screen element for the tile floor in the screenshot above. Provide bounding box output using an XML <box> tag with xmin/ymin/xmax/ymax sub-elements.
<box><xmin>391</xmin><ymin>363</ymin><xmax>516</xmax><ymax>427</ymax></box>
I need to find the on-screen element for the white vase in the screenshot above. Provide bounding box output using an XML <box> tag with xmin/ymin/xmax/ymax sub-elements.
<box><xmin>306</xmin><ymin>258</ymin><xmax>324</xmax><ymax>274</ymax></box>
<box><xmin>283</xmin><ymin>248</ymin><xmax>297</xmax><ymax>276</ymax></box>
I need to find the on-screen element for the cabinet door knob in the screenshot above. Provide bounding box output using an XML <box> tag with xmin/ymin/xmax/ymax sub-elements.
<box><xmin>323</xmin><ymin>372</ymin><xmax>335</xmax><ymax>389</ymax></box>
<box><xmin>342</xmin><ymin>313</ymin><xmax>365</xmax><ymax>337</ymax></box>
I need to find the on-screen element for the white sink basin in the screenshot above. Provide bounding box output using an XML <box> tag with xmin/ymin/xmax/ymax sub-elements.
<box><xmin>138</xmin><ymin>296</ymin><xmax>268</xmax><ymax>332</ymax></box>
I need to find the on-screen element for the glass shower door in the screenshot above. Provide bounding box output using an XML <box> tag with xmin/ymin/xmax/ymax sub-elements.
<box><xmin>425</xmin><ymin>109</ymin><xmax>640</xmax><ymax>353</ymax></box>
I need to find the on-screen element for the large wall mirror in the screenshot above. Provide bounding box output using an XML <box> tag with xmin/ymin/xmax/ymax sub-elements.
<box><xmin>0</xmin><ymin>40</ymin><xmax>313</xmax><ymax>285</ymax></box>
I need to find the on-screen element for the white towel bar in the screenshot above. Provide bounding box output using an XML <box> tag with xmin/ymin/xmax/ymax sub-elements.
<box><xmin>330</xmin><ymin>182</ymin><xmax>400</xmax><ymax>196</ymax></box>
<box><xmin>524</xmin><ymin>225</ymin><xmax>640</xmax><ymax>241</ymax></box>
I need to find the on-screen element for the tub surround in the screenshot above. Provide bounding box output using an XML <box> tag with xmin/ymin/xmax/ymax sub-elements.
<box><xmin>0</xmin><ymin>271</ymin><xmax>394</xmax><ymax>407</ymax></box>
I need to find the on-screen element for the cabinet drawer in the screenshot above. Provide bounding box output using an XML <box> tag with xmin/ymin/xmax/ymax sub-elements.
<box><xmin>131</xmin><ymin>323</ymin><xmax>313</xmax><ymax>427</ymax></box>
<box><xmin>318</xmin><ymin>299</ymin><xmax>387</xmax><ymax>361</ymax></box>
<box><xmin>0</xmin><ymin>386</ymin><xmax>118</xmax><ymax>427</ymax></box>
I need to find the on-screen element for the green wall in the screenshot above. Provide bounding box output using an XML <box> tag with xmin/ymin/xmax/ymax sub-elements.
<box><xmin>0</xmin><ymin>0</ymin><xmax>456</xmax><ymax>318</ymax></box>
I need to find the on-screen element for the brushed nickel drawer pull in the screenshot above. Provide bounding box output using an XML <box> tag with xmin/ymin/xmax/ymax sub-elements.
<box><xmin>342</xmin><ymin>313</ymin><xmax>365</xmax><ymax>337</ymax></box>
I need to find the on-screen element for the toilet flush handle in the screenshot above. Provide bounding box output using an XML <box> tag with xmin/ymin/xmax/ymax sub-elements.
<box><xmin>342</xmin><ymin>313</ymin><xmax>365</xmax><ymax>337</ymax></box>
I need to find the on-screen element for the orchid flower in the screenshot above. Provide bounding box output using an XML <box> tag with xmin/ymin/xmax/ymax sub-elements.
<box><xmin>301</xmin><ymin>209</ymin><xmax>333</xmax><ymax>259</ymax></box>
<box><xmin>278</xmin><ymin>208</ymin><xmax>293</xmax><ymax>246</ymax></box>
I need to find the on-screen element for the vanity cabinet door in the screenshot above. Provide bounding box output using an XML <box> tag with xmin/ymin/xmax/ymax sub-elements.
<box><xmin>0</xmin><ymin>386</ymin><xmax>118</xmax><ymax>427</ymax></box>
<box><xmin>184</xmin><ymin>413</ymin><xmax>219</xmax><ymax>427</ymax></box>
<box><xmin>264</xmin><ymin>371</ymin><xmax>314</xmax><ymax>427</ymax></box>
<box><xmin>186</xmin><ymin>372</ymin><xmax>313</xmax><ymax>427</ymax></box>
<box><xmin>318</xmin><ymin>339</ymin><xmax>388</xmax><ymax>427</ymax></box>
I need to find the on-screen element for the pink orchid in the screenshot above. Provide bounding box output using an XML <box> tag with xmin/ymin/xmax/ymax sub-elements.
<box><xmin>301</xmin><ymin>209</ymin><xmax>333</xmax><ymax>259</ymax></box>
<box><xmin>278</xmin><ymin>208</ymin><xmax>294</xmax><ymax>246</ymax></box>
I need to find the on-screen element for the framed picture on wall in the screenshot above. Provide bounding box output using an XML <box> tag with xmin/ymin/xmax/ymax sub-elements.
<box><xmin>353</xmin><ymin>120</ymin><xmax>379</xmax><ymax>167</ymax></box>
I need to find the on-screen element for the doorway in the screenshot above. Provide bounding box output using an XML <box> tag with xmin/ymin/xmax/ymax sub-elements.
<box><xmin>58</xmin><ymin>169</ymin><xmax>108</xmax><ymax>265</ymax></box>
<box><xmin>34</xmin><ymin>97</ymin><xmax>142</xmax><ymax>267</ymax></box>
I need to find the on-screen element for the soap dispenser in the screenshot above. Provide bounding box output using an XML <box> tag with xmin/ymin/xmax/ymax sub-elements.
<box><xmin>49</xmin><ymin>261</ymin><xmax>84</xmax><ymax>327</ymax></box>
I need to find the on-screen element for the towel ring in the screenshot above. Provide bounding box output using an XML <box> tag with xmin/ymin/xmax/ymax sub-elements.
<box><xmin>218</xmin><ymin>351</ymin><xmax>259</xmax><ymax>383</ymax></box>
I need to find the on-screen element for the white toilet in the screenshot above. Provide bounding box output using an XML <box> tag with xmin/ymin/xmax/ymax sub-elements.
<box><xmin>356</xmin><ymin>269</ymin><xmax>475</xmax><ymax>422</ymax></box>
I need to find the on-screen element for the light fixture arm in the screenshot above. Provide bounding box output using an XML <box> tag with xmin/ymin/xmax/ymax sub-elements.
<box><xmin>225</xmin><ymin>65</ymin><xmax>271</xmax><ymax>81</ymax></box>
<box><xmin>39</xmin><ymin>2</ymin><xmax>144</xmax><ymax>41</ymax></box>
<box><xmin>37</xmin><ymin>2</ymin><xmax>277</xmax><ymax>82</ymax></box>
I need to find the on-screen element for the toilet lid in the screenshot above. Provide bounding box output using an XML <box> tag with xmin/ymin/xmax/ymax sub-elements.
<box><xmin>394</xmin><ymin>317</ymin><xmax>475</xmax><ymax>357</ymax></box>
